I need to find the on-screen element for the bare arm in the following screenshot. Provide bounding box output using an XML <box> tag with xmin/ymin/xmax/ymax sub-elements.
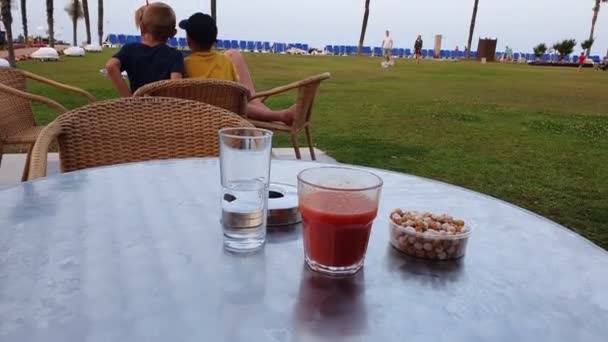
<box><xmin>106</xmin><ymin>58</ymin><xmax>131</xmax><ymax>97</ymax></box>
<box><xmin>170</xmin><ymin>72</ymin><xmax>182</xmax><ymax>80</ymax></box>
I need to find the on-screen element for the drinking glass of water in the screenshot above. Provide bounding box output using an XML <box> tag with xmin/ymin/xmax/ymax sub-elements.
<box><xmin>219</xmin><ymin>127</ymin><xmax>273</xmax><ymax>252</ymax></box>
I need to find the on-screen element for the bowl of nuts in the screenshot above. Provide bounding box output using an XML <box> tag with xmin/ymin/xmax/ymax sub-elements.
<box><xmin>389</xmin><ymin>209</ymin><xmax>472</xmax><ymax>260</ymax></box>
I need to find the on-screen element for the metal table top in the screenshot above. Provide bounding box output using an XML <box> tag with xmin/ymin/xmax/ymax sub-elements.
<box><xmin>1</xmin><ymin>158</ymin><xmax>606</xmax><ymax>342</ymax></box>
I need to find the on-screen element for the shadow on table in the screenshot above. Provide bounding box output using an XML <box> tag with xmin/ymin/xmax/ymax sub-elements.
<box><xmin>385</xmin><ymin>246</ymin><xmax>466</xmax><ymax>288</ymax></box>
<box><xmin>8</xmin><ymin>172</ymin><xmax>91</xmax><ymax>224</ymax></box>
<box><xmin>293</xmin><ymin>265</ymin><xmax>368</xmax><ymax>338</ymax></box>
<box><xmin>221</xmin><ymin>248</ymin><xmax>266</xmax><ymax>305</ymax></box>
<box><xmin>266</xmin><ymin>224</ymin><xmax>302</xmax><ymax>244</ymax></box>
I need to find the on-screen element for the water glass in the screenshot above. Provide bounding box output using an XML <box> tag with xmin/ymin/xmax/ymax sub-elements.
<box><xmin>219</xmin><ymin>127</ymin><xmax>273</xmax><ymax>252</ymax></box>
<box><xmin>298</xmin><ymin>167</ymin><xmax>383</xmax><ymax>276</ymax></box>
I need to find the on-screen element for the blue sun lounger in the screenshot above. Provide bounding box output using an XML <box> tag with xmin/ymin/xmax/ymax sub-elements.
<box><xmin>178</xmin><ymin>37</ymin><xmax>187</xmax><ymax>49</ymax></box>
<box><xmin>107</xmin><ymin>34</ymin><xmax>118</xmax><ymax>46</ymax></box>
<box><xmin>273</xmin><ymin>43</ymin><xmax>285</xmax><ymax>53</ymax></box>
<box><xmin>117</xmin><ymin>34</ymin><xmax>127</xmax><ymax>46</ymax></box>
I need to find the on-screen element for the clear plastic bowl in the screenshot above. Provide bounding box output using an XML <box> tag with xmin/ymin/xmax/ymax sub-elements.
<box><xmin>389</xmin><ymin>217</ymin><xmax>472</xmax><ymax>260</ymax></box>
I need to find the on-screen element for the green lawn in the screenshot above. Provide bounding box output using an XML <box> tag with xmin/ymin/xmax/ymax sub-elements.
<box><xmin>16</xmin><ymin>50</ymin><xmax>608</xmax><ymax>249</ymax></box>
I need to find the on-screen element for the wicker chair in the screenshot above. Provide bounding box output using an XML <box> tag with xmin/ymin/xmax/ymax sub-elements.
<box><xmin>28</xmin><ymin>97</ymin><xmax>254</xmax><ymax>180</ymax></box>
<box><xmin>133</xmin><ymin>78</ymin><xmax>250</xmax><ymax>116</ymax></box>
<box><xmin>0</xmin><ymin>68</ymin><xmax>95</xmax><ymax>180</ymax></box>
<box><xmin>249</xmin><ymin>73</ymin><xmax>331</xmax><ymax>160</ymax></box>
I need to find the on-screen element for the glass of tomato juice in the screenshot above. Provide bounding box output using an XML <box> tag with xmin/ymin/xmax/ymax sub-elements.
<box><xmin>297</xmin><ymin>167</ymin><xmax>383</xmax><ymax>276</ymax></box>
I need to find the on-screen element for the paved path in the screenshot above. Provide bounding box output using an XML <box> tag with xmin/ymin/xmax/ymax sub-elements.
<box><xmin>0</xmin><ymin>148</ymin><xmax>336</xmax><ymax>189</ymax></box>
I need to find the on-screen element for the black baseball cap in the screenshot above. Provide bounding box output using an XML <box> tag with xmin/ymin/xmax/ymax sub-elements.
<box><xmin>179</xmin><ymin>13</ymin><xmax>217</xmax><ymax>49</ymax></box>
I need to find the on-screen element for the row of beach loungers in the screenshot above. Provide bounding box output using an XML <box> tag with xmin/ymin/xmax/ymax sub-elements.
<box><xmin>104</xmin><ymin>34</ymin><xmax>603</xmax><ymax>63</ymax></box>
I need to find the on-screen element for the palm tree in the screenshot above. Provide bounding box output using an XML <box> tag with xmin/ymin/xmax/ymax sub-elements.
<box><xmin>97</xmin><ymin>0</ymin><xmax>103</xmax><ymax>46</ymax></box>
<box><xmin>81</xmin><ymin>0</ymin><xmax>90</xmax><ymax>44</ymax></box>
<box><xmin>211</xmin><ymin>0</ymin><xmax>216</xmax><ymax>21</ymax></box>
<box><xmin>466</xmin><ymin>0</ymin><xmax>479</xmax><ymax>59</ymax></box>
<box><xmin>65</xmin><ymin>0</ymin><xmax>83</xmax><ymax>46</ymax></box>
<box><xmin>587</xmin><ymin>0</ymin><xmax>607</xmax><ymax>56</ymax></box>
<box><xmin>20</xmin><ymin>0</ymin><xmax>26</xmax><ymax>44</ymax></box>
<box><xmin>357</xmin><ymin>0</ymin><xmax>370</xmax><ymax>56</ymax></box>
<box><xmin>0</xmin><ymin>0</ymin><xmax>15</xmax><ymax>66</ymax></box>
<box><xmin>46</xmin><ymin>0</ymin><xmax>54</xmax><ymax>47</ymax></box>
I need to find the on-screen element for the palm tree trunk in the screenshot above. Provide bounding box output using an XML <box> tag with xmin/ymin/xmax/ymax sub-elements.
<box><xmin>211</xmin><ymin>0</ymin><xmax>216</xmax><ymax>22</ymax></box>
<box><xmin>357</xmin><ymin>0</ymin><xmax>370</xmax><ymax>56</ymax></box>
<box><xmin>82</xmin><ymin>0</ymin><xmax>91</xmax><ymax>44</ymax></box>
<box><xmin>1</xmin><ymin>0</ymin><xmax>15</xmax><ymax>67</ymax></box>
<box><xmin>97</xmin><ymin>0</ymin><xmax>103</xmax><ymax>46</ymax></box>
<box><xmin>20</xmin><ymin>0</ymin><xmax>27</xmax><ymax>44</ymax></box>
<box><xmin>587</xmin><ymin>0</ymin><xmax>601</xmax><ymax>56</ymax></box>
<box><xmin>72</xmin><ymin>15</ymin><xmax>77</xmax><ymax>46</ymax></box>
<box><xmin>466</xmin><ymin>0</ymin><xmax>479</xmax><ymax>59</ymax></box>
<box><xmin>46</xmin><ymin>0</ymin><xmax>54</xmax><ymax>47</ymax></box>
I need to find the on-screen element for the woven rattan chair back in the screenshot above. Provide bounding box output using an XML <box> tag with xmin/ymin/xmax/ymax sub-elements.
<box><xmin>29</xmin><ymin>97</ymin><xmax>254</xmax><ymax>178</ymax></box>
<box><xmin>291</xmin><ymin>73</ymin><xmax>330</xmax><ymax>130</ymax></box>
<box><xmin>0</xmin><ymin>68</ymin><xmax>35</xmax><ymax>140</ymax></box>
<box><xmin>133</xmin><ymin>78</ymin><xmax>250</xmax><ymax>117</ymax></box>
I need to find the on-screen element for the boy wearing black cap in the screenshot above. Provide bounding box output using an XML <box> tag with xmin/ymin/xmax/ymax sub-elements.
<box><xmin>179</xmin><ymin>13</ymin><xmax>237</xmax><ymax>80</ymax></box>
<box><xmin>179</xmin><ymin>12</ymin><xmax>295</xmax><ymax>124</ymax></box>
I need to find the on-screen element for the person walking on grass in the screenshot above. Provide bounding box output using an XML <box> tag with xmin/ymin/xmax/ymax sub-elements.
<box><xmin>414</xmin><ymin>35</ymin><xmax>423</xmax><ymax>64</ymax></box>
<box><xmin>381</xmin><ymin>30</ymin><xmax>393</xmax><ymax>63</ymax></box>
<box><xmin>578</xmin><ymin>52</ymin><xmax>586</xmax><ymax>72</ymax></box>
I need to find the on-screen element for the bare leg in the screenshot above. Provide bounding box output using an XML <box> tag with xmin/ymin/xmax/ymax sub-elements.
<box><xmin>225</xmin><ymin>49</ymin><xmax>295</xmax><ymax>124</ymax></box>
<box><xmin>224</xmin><ymin>49</ymin><xmax>256</xmax><ymax>94</ymax></box>
<box><xmin>248</xmin><ymin>101</ymin><xmax>295</xmax><ymax>125</ymax></box>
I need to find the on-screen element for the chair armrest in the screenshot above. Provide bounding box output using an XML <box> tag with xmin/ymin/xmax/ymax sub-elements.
<box><xmin>250</xmin><ymin>72</ymin><xmax>331</xmax><ymax>103</ymax></box>
<box><xmin>22</xmin><ymin>70</ymin><xmax>96</xmax><ymax>102</ymax></box>
<box><xmin>27</xmin><ymin>124</ymin><xmax>63</xmax><ymax>180</ymax></box>
<box><xmin>250</xmin><ymin>81</ymin><xmax>304</xmax><ymax>103</ymax></box>
<box><xmin>0</xmin><ymin>83</ymin><xmax>68</xmax><ymax>114</ymax></box>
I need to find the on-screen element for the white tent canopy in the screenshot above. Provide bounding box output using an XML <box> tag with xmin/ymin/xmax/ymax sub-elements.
<box><xmin>31</xmin><ymin>47</ymin><xmax>60</xmax><ymax>61</ymax></box>
<box><xmin>64</xmin><ymin>46</ymin><xmax>86</xmax><ymax>57</ymax></box>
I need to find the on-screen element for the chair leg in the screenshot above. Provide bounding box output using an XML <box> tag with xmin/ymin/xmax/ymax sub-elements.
<box><xmin>305</xmin><ymin>126</ymin><xmax>316</xmax><ymax>161</ymax></box>
<box><xmin>21</xmin><ymin>144</ymin><xmax>34</xmax><ymax>182</ymax></box>
<box><xmin>291</xmin><ymin>132</ymin><xmax>302</xmax><ymax>160</ymax></box>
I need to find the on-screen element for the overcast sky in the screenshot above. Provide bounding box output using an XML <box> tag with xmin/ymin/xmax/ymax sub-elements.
<box><xmin>9</xmin><ymin>0</ymin><xmax>608</xmax><ymax>55</ymax></box>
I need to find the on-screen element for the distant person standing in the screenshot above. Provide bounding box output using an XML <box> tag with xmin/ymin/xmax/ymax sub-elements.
<box><xmin>455</xmin><ymin>45</ymin><xmax>459</xmax><ymax>57</ymax></box>
<box><xmin>578</xmin><ymin>52</ymin><xmax>586</xmax><ymax>72</ymax></box>
<box><xmin>414</xmin><ymin>35</ymin><xmax>423</xmax><ymax>64</ymax></box>
<box><xmin>381</xmin><ymin>30</ymin><xmax>393</xmax><ymax>63</ymax></box>
<box><xmin>506</xmin><ymin>46</ymin><xmax>513</xmax><ymax>62</ymax></box>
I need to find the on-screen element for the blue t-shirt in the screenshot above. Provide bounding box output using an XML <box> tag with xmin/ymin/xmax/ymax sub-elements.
<box><xmin>113</xmin><ymin>43</ymin><xmax>184</xmax><ymax>92</ymax></box>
